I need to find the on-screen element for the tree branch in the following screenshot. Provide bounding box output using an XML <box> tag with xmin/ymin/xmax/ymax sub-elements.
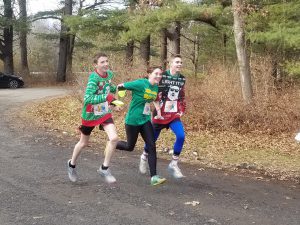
<box><xmin>181</xmin><ymin>33</ymin><xmax>195</xmax><ymax>43</ymax></box>
<box><xmin>30</xmin><ymin>15</ymin><xmax>61</xmax><ymax>22</ymax></box>
<box><xmin>84</xmin><ymin>0</ymin><xmax>107</xmax><ymax>10</ymax></box>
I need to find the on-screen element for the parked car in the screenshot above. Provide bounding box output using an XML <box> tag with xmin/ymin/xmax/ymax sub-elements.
<box><xmin>0</xmin><ymin>72</ymin><xmax>24</xmax><ymax>88</ymax></box>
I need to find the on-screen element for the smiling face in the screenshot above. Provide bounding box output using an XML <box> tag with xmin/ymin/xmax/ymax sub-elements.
<box><xmin>148</xmin><ymin>67</ymin><xmax>162</xmax><ymax>85</ymax></box>
<box><xmin>170</xmin><ymin>56</ymin><xmax>182</xmax><ymax>75</ymax></box>
<box><xmin>95</xmin><ymin>56</ymin><xmax>109</xmax><ymax>74</ymax></box>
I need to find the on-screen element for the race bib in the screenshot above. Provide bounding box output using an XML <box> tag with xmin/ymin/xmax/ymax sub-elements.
<box><xmin>93</xmin><ymin>102</ymin><xmax>109</xmax><ymax>116</ymax></box>
<box><xmin>143</xmin><ymin>103</ymin><xmax>151</xmax><ymax>115</ymax></box>
<box><xmin>164</xmin><ymin>101</ymin><xmax>178</xmax><ymax>113</ymax></box>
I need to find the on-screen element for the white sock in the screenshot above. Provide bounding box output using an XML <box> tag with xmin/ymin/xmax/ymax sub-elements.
<box><xmin>141</xmin><ymin>152</ymin><xmax>148</xmax><ymax>161</ymax></box>
<box><xmin>171</xmin><ymin>155</ymin><xmax>179</xmax><ymax>165</ymax></box>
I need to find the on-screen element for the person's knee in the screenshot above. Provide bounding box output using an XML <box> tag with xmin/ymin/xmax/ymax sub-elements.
<box><xmin>146</xmin><ymin>142</ymin><xmax>156</xmax><ymax>152</ymax></box>
<box><xmin>109</xmin><ymin>135</ymin><xmax>119</xmax><ymax>145</ymax></box>
<box><xmin>78</xmin><ymin>140</ymin><xmax>89</xmax><ymax>148</ymax></box>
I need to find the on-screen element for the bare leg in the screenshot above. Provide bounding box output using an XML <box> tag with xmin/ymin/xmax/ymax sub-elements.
<box><xmin>102</xmin><ymin>123</ymin><xmax>119</xmax><ymax>167</ymax></box>
<box><xmin>70</xmin><ymin>133</ymin><xmax>90</xmax><ymax>165</ymax></box>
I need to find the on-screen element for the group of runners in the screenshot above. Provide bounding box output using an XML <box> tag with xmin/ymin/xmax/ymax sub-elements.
<box><xmin>67</xmin><ymin>52</ymin><xmax>187</xmax><ymax>186</ymax></box>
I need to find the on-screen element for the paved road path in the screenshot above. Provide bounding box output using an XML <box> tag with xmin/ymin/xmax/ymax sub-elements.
<box><xmin>0</xmin><ymin>87</ymin><xmax>299</xmax><ymax>225</ymax></box>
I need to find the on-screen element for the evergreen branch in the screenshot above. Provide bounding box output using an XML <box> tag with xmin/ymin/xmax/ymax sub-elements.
<box><xmin>83</xmin><ymin>0</ymin><xmax>108</xmax><ymax>10</ymax></box>
<box><xmin>180</xmin><ymin>33</ymin><xmax>195</xmax><ymax>43</ymax></box>
<box><xmin>30</xmin><ymin>15</ymin><xmax>61</xmax><ymax>22</ymax></box>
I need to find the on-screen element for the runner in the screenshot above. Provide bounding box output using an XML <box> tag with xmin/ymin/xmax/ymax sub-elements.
<box><xmin>67</xmin><ymin>52</ymin><xmax>120</xmax><ymax>184</ymax></box>
<box><xmin>116</xmin><ymin>66</ymin><xmax>166</xmax><ymax>186</ymax></box>
<box><xmin>141</xmin><ymin>54</ymin><xmax>186</xmax><ymax>179</ymax></box>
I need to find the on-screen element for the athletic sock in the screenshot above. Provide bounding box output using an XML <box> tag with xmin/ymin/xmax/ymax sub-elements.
<box><xmin>141</xmin><ymin>152</ymin><xmax>148</xmax><ymax>161</ymax></box>
<box><xmin>171</xmin><ymin>155</ymin><xmax>179</xmax><ymax>165</ymax></box>
<box><xmin>69</xmin><ymin>161</ymin><xmax>76</xmax><ymax>168</ymax></box>
<box><xmin>101</xmin><ymin>165</ymin><xmax>109</xmax><ymax>170</ymax></box>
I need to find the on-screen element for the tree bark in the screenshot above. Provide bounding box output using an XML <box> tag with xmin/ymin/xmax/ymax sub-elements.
<box><xmin>232</xmin><ymin>0</ymin><xmax>253</xmax><ymax>104</ymax></box>
<box><xmin>125</xmin><ymin>40</ymin><xmax>134</xmax><ymax>67</ymax></box>
<box><xmin>57</xmin><ymin>0</ymin><xmax>72</xmax><ymax>82</ymax></box>
<box><xmin>167</xmin><ymin>21</ymin><xmax>181</xmax><ymax>56</ymax></box>
<box><xmin>193</xmin><ymin>35</ymin><xmax>200</xmax><ymax>77</ymax></box>
<box><xmin>18</xmin><ymin>0</ymin><xmax>30</xmax><ymax>75</ymax></box>
<box><xmin>66</xmin><ymin>34</ymin><xmax>75</xmax><ymax>75</ymax></box>
<box><xmin>160</xmin><ymin>28</ymin><xmax>168</xmax><ymax>70</ymax></box>
<box><xmin>1</xmin><ymin>0</ymin><xmax>14</xmax><ymax>74</ymax></box>
<box><xmin>140</xmin><ymin>35</ymin><xmax>150</xmax><ymax>68</ymax></box>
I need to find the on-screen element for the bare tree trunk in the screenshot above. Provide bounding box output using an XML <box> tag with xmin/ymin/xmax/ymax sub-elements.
<box><xmin>160</xmin><ymin>28</ymin><xmax>168</xmax><ymax>70</ymax></box>
<box><xmin>223</xmin><ymin>33</ymin><xmax>227</xmax><ymax>65</ymax></box>
<box><xmin>66</xmin><ymin>34</ymin><xmax>75</xmax><ymax>74</ymax></box>
<box><xmin>125</xmin><ymin>40</ymin><xmax>134</xmax><ymax>67</ymax></box>
<box><xmin>232</xmin><ymin>0</ymin><xmax>253</xmax><ymax>104</ymax></box>
<box><xmin>140</xmin><ymin>35</ymin><xmax>150</xmax><ymax>68</ymax></box>
<box><xmin>57</xmin><ymin>0</ymin><xmax>72</xmax><ymax>82</ymax></box>
<box><xmin>18</xmin><ymin>0</ymin><xmax>30</xmax><ymax>75</ymax></box>
<box><xmin>193</xmin><ymin>35</ymin><xmax>200</xmax><ymax>77</ymax></box>
<box><xmin>167</xmin><ymin>21</ymin><xmax>181</xmax><ymax>56</ymax></box>
<box><xmin>2</xmin><ymin>0</ymin><xmax>14</xmax><ymax>74</ymax></box>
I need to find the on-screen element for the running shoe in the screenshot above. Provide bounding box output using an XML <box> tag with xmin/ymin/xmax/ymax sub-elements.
<box><xmin>139</xmin><ymin>155</ymin><xmax>148</xmax><ymax>174</ymax></box>
<box><xmin>168</xmin><ymin>163</ymin><xmax>184</xmax><ymax>179</ymax></box>
<box><xmin>67</xmin><ymin>159</ymin><xmax>78</xmax><ymax>182</ymax></box>
<box><xmin>150</xmin><ymin>175</ymin><xmax>166</xmax><ymax>186</ymax></box>
<box><xmin>98</xmin><ymin>167</ymin><xmax>116</xmax><ymax>183</ymax></box>
<box><xmin>295</xmin><ymin>132</ymin><xmax>300</xmax><ymax>142</ymax></box>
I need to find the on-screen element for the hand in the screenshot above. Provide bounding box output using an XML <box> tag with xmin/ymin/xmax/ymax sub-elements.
<box><xmin>158</xmin><ymin>92</ymin><xmax>162</xmax><ymax>99</ymax></box>
<box><xmin>113</xmin><ymin>106</ymin><xmax>122</xmax><ymax>112</ymax></box>
<box><xmin>154</xmin><ymin>115</ymin><xmax>164</xmax><ymax>120</ymax></box>
<box><xmin>176</xmin><ymin>112</ymin><xmax>183</xmax><ymax>117</ymax></box>
<box><xmin>154</xmin><ymin>110</ymin><xmax>164</xmax><ymax>120</ymax></box>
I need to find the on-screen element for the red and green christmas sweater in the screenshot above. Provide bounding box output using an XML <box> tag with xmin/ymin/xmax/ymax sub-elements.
<box><xmin>81</xmin><ymin>70</ymin><xmax>116</xmax><ymax>127</ymax></box>
<box><xmin>152</xmin><ymin>70</ymin><xmax>186</xmax><ymax>125</ymax></box>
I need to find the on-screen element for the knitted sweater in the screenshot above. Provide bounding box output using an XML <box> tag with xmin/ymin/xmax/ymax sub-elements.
<box><xmin>152</xmin><ymin>70</ymin><xmax>186</xmax><ymax>125</ymax></box>
<box><xmin>81</xmin><ymin>70</ymin><xmax>116</xmax><ymax>126</ymax></box>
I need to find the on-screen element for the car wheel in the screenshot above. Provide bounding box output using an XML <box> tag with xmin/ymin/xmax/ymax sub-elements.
<box><xmin>9</xmin><ymin>80</ymin><xmax>19</xmax><ymax>88</ymax></box>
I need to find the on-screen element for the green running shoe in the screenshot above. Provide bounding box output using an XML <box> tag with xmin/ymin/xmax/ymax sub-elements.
<box><xmin>150</xmin><ymin>175</ymin><xmax>166</xmax><ymax>186</ymax></box>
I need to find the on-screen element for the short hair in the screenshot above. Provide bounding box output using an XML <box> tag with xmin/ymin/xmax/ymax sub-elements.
<box><xmin>170</xmin><ymin>54</ymin><xmax>182</xmax><ymax>61</ymax></box>
<box><xmin>93</xmin><ymin>53</ymin><xmax>108</xmax><ymax>64</ymax></box>
<box><xmin>147</xmin><ymin>65</ymin><xmax>163</xmax><ymax>74</ymax></box>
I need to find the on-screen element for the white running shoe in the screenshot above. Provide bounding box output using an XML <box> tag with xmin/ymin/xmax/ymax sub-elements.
<box><xmin>295</xmin><ymin>132</ymin><xmax>300</xmax><ymax>142</ymax></box>
<box><xmin>67</xmin><ymin>159</ymin><xmax>78</xmax><ymax>182</ymax></box>
<box><xmin>98</xmin><ymin>167</ymin><xmax>116</xmax><ymax>183</ymax></box>
<box><xmin>168</xmin><ymin>162</ymin><xmax>184</xmax><ymax>179</ymax></box>
<box><xmin>139</xmin><ymin>155</ymin><xmax>148</xmax><ymax>174</ymax></box>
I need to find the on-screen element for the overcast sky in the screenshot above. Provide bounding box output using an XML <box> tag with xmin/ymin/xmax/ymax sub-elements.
<box><xmin>27</xmin><ymin>0</ymin><xmax>124</xmax><ymax>15</ymax></box>
<box><xmin>28</xmin><ymin>0</ymin><xmax>60</xmax><ymax>15</ymax></box>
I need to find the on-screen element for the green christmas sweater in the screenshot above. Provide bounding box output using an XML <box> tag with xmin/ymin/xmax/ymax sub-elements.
<box><xmin>81</xmin><ymin>70</ymin><xmax>116</xmax><ymax>126</ymax></box>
